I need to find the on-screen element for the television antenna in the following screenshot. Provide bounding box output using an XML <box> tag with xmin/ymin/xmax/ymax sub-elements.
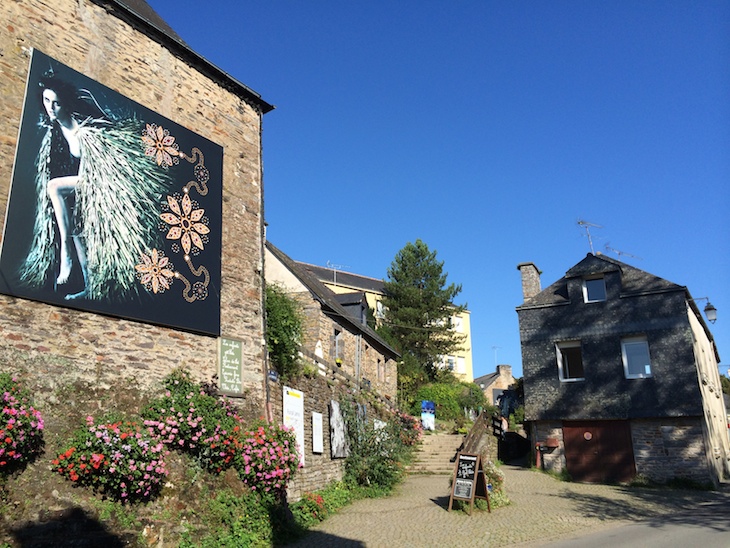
<box><xmin>326</xmin><ymin>261</ymin><xmax>349</xmax><ymax>287</ymax></box>
<box><xmin>492</xmin><ymin>345</ymin><xmax>501</xmax><ymax>368</ymax></box>
<box><xmin>577</xmin><ymin>219</ymin><xmax>602</xmax><ymax>254</ymax></box>
<box><xmin>604</xmin><ymin>243</ymin><xmax>642</xmax><ymax>261</ymax></box>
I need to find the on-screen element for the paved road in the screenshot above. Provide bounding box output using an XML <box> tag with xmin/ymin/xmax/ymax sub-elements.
<box><xmin>286</xmin><ymin>465</ymin><xmax>730</xmax><ymax>547</ymax></box>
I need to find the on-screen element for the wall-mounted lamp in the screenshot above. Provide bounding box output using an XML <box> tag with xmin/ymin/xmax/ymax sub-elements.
<box><xmin>690</xmin><ymin>297</ymin><xmax>717</xmax><ymax>324</ymax></box>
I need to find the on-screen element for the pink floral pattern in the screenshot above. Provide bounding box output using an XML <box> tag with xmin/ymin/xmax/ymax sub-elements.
<box><xmin>135</xmin><ymin>249</ymin><xmax>175</xmax><ymax>294</ymax></box>
<box><xmin>160</xmin><ymin>194</ymin><xmax>210</xmax><ymax>254</ymax></box>
<box><xmin>142</xmin><ymin>124</ymin><xmax>180</xmax><ymax>168</ymax></box>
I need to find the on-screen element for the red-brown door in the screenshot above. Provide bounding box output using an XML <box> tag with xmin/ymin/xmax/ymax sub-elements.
<box><xmin>563</xmin><ymin>420</ymin><xmax>636</xmax><ymax>483</ymax></box>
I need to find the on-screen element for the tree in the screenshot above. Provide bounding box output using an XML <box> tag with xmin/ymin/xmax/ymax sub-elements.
<box><xmin>377</xmin><ymin>239</ymin><xmax>466</xmax><ymax>401</ymax></box>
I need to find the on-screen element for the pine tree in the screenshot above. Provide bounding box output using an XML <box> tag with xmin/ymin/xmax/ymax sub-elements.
<box><xmin>378</xmin><ymin>239</ymin><xmax>466</xmax><ymax>394</ymax></box>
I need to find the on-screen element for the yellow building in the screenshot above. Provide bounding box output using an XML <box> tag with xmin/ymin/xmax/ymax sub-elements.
<box><xmin>298</xmin><ymin>262</ymin><xmax>474</xmax><ymax>382</ymax></box>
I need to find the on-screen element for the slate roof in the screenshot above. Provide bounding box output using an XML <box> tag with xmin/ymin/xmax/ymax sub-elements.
<box><xmin>474</xmin><ymin>372</ymin><xmax>500</xmax><ymax>388</ymax></box>
<box><xmin>106</xmin><ymin>0</ymin><xmax>275</xmax><ymax>113</ymax></box>
<box><xmin>266</xmin><ymin>242</ymin><xmax>399</xmax><ymax>360</ymax></box>
<box><xmin>519</xmin><ymin>253</ymin><xmax>685</xmax><ymax>308</ymax></box>
<box><xmin>298</xmin><ymin>263</ymin><xmax>386</xmax><ymax>294</ymax></box>
<box><xmin>518</xmin><ymin>253</ymin><xmax>720</xmax><ymax>361</ymax></box>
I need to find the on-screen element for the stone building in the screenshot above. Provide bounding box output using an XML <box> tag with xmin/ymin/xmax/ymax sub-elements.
<box><xmin>475</xmin><ymin>365</ymin><xmax>516</xmax><ymax>406</ymax></box>
<box><xmin>516</xmin><ymin>254</ymin><xmax>729</xmax><ymax>486</ymax></box>
<box><xmin>0</xmin><ymin>0</ymin><xmax>271</xmax><ymax>405</ymax></box>
<box><xmin>265</xmin><ymin>242</ymin><xmax>399</xmax><ymax>401</ymax></box>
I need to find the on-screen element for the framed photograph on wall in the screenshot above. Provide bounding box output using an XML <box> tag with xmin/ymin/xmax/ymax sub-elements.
<box><xmin>0</xmin><ymin>49</ymin><xmax>223</xmax><ymax>335</ymax></box>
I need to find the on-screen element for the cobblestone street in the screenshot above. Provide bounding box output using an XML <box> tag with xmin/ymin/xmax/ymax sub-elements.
<box><xmin>286</xmin><ymin>465</ymin><xmax>730</xmax><ymax>547</ymax></box>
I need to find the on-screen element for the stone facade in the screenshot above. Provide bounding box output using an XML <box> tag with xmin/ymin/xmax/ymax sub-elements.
<box><xmin>0</xmin><ymin>1</ymin><xmax>268</xmax><ymax>404</ymax></box>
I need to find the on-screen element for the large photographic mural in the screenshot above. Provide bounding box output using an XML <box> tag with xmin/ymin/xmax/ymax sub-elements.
<box><xmin>0</xmin><ymin>50</ymin><xmax>223</xmax><ymax>335</ymax></box>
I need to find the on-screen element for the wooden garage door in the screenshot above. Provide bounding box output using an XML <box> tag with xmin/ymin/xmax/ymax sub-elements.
<box><xmin>563</xmin><ymin>420</ymin><xmax>636</xmax><ymax>483</ymax></box>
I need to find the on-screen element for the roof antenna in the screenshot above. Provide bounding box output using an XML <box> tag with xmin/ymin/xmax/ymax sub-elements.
<box><xmin>604</xmin><ymin>243</ymin><xmax>642</xmax><ymax>261</ymax></box>
<box><xmin>577</xmin><ymin>219</ymin><xmax>602</xmax><ymax>254</ymax></box>
<box><xmin>326</xmin><ymin>261</ymin><xmax>349</xmax><ymax>287</ymax></box>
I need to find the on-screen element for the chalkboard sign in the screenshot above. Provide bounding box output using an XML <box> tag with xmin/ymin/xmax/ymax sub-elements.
<box><xmin>448</xmin><ymin>452</ymin><xmax>491</xmax><ymax>514</ymax></box>
<box><xmin>219</xmin><ymin>337</ymin><xmax>243</xmax><ymax>394</ymax></box>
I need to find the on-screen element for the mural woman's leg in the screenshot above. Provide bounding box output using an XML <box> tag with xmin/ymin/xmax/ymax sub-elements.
<box><xmin>64</xmin><ymin>234</ymin><xmax>89</xmax><ymax>300</ymax></box>
<box><xmin>47</xmin><ymin>175</ymin><xmax>78</xmax><ymax>286</ymax></box>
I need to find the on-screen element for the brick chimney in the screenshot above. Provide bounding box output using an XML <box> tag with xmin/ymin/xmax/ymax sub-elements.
<box><xmin>517</xmin><ymin>262</ymin><xmax>542</xmax><ymax>301</ymax></box>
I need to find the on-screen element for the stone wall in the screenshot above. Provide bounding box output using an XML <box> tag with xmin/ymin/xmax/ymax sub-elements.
<box><xmin>268</xmin><ymin>354</ymin><xmax>398</xmax><ymax>501</ymax></box>
<box><xmin>631</xmin><ymin>417</ymin><xmax>711</xmax><ymax>484</ymax></box>
<box><xmin>0</xmin><ymin>1</ymin><xmax>267</xmax><ymax>405</ymax></box>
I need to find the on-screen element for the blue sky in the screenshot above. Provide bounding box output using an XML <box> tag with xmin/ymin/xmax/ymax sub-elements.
<box><xmin>148</xmin><ymin>1</ymin><xmax>729</xmax><ymax>379</ymax></box>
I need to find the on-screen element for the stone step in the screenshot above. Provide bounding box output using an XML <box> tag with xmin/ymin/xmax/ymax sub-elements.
<box><xmin>408</xmin><ymin>433</ymin><xmax>464</xmax><ymax>474</ymax></box>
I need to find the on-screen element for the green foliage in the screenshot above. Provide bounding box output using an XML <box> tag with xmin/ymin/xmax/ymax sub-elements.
<box><xmin>509</xmin><ymin>406</ymin><xmax>525</xmax><ymax>431</ymax></box>
<box><xmin>377</xmin><ymin>239</ymin><xmax>466</xmax><ymax>400</ymax></box>
<box><xmin>290</xmin><ymin>492</ymin><xmax>328</xmax><ymax>529</ymax></box>
<box><xmin>413</xmin><ymin>381</ymin><xmax>485</xmax><ymax>422</ymax></box>
<box><xmin>265</xmin><ymin>284</ymin><xmax>304</xmax><ymax>381</ymax></box>
<box><xmin>413</xmin><ymin>383</ymin><xmax>461</xmax><ymax>420</ymax></box>
<box><xmin>339</xmin><ymin>398</ymin><xmax>416</xmax><ymax>491</ymax></box>
<box><xmin>0</xmin><ymin>374</ymin><xmax>45</xmax><ymax>473</ymax></box>
<box><xmin>181</xmin><ymin>490</ymin><xmax>299</xmax><ymax>547</ymax></box>
<box><xmin>721</xmin><ymin>374</ymin><xmax>730</xmax><ymax>396</ymax></box>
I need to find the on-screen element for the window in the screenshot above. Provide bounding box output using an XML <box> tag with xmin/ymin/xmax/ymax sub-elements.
<box><xmin>332</xmin><ymin>328</ymin><xmax>344</xmax><ymax>362</ymax></box>
<box><xmin>622</xmin><ymin>336</ymin><xmax>652</xmax><ymax>378</ymax></box>
<box><xmin>556</xmin><ymin>341</ymin><xmax>584</xmax><ymax>381</ymax></box>
<box><xmin>583</xmin><ymin>277</ymin><xmax>606</xmax><ymax>303</ymax></box>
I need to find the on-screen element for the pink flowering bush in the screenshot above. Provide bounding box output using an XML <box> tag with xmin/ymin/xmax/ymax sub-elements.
<box><xmin>53</xmin><ymin>417</ymin><xmax>168</xmax><ymax>503</ymax></box>
<box><xmin>0</xmin><ymin>373</ymin><xmax>45</xmax><ymax>471</ymax></box>
<box><xmin>142</xmin><ymin>369</ymin><xmax>242</xmax><ymax>473</ymax></box>
<box><xmin>394</xmin><ymin>411</ymin><xmax>423</xmax><ymax>446</ymax></box>
<box><xmin>234</xmin><ymin>421</ymin><xmax>300</xmax><ymax>498</ymax></box>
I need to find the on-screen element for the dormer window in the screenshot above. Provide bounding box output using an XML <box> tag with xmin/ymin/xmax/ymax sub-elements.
<box><xmin>583</xmin><ymin>277</ymin><xmax>606</xmax><ymax>303</ymax></box>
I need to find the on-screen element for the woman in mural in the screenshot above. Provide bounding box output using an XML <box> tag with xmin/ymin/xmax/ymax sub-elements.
<box><xmin>20</xmin><ymin>73</ymin><xmax>171</xmax><ymax>301</ymax></box>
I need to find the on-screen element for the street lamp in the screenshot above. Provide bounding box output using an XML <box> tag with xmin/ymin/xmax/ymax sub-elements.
<box><xmin>690</xmin><ymin>297</ymin><xmax>717</xmax><ymax>324</ymax></box>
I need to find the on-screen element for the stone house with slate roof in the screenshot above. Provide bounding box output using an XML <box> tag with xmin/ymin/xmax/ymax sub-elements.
<box><xmin>517</xmin><ymin>254</ymin><xmax>729</xmax><ymax>486</ymax></box>
<box><xmin>265</xmin><ymin>242</ymin><xmax>399</xmax><ymax>401</ymax></box>
<box><xmin>475</xmin><ymin>365</ymin><xmax>516</xmax><ymax>406</ymax></box>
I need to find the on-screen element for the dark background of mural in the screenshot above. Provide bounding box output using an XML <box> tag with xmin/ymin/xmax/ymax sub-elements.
<box><xmin>0</xmin><ymin>50</ymin><xmax>222</xmax><ymax>336</ymax></box>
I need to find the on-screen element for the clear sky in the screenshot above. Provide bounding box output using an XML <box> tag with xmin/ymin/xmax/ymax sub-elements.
<box><xmin>147</xmin><ymin>0</ymin><xmax>729</xmax><ymax>380</ymax></box>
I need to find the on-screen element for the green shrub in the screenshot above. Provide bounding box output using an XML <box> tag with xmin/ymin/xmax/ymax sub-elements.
<box><xmin>340</xmin><ymin>399</ymin><xmax>417</xmax><ymax>491</ymax></box>
<box><xmin>265</xmin><ymin>284</ymin><xmax>304</xmax><ymax>381</ymax></box>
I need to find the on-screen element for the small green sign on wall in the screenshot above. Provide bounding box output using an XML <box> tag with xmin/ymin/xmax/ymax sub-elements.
<box><xmin>219</xmin><ymin>337</ymin><xmax>243</xmax><ymax>394</ymax></box>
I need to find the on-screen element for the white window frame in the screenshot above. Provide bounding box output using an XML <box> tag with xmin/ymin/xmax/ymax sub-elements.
<box><xmin>556</xmin><ymin>340</ymin><xmax>584</xmax><ymax>382</ymax></box>
<box><xmin>621</xmin><ymin>336</ymin><xmax>652</xmax><ymax>379</ymax></box>
<box><xmin>583</xmin><ymin>277</ymin><xmax>606</xmax><ymax>303</ymax></box>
